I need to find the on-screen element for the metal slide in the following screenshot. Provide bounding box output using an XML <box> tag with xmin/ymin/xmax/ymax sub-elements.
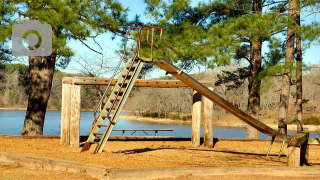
<box><xmin>153</xmin><ymin>58</ymin><xmax>289</xmax><ymax>140</ymax></box>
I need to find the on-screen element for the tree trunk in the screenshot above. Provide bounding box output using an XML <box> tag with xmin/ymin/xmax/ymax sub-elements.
<box><xmin>246</xmin><ymin>0</ymin><xmax>262</xmax><ymax>139</ymax></box>
<box><xmin>22</xmin><ymin>51</ymin><xmax>56</xmax><ymax>135</ymax></box>
<box><xmin>246</xmin><ymin>40</ymin><xmax>262</xmax><ymax>139</ymax></box>
<box><xmin>295</xmin><ymin>0</ymin><xmax>303</xmax><ymax>132</ymax></box>
<box><xmin>278</xmin><ymin>0</ymin><xmax>296</xmax><ymax>134</ymax></box>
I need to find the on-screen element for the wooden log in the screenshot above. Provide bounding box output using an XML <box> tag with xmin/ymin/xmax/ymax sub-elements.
<box><xmin>60</xmin><ymin>82</ymin><xmax>71</xmax><ymax>145</ymax></box>
<box><xmin>192</xmin><ymin>90</ymin><xmax>202</xmax><ymax>146</ymax></box>
<box><xmin>287</xmin><ymin>132</ymin><xmax>309</xmax><ymax>166</ymax></box>
<box><xmin>62</xmin><ymin>77</ymin><xmax>215</xmax><ymax>88</ymax></box>
<box><xmin>203</xmin><ymin>87</ymin><xmax>214</xmax><ymax>148</ymax></box>
<box><xmin>0</xmin><ymin>152</ymin><xmax>110</xmax><ymax>180</ymax></box>
<box><xmin>70</xmin><ymin>85</ymin><xmax>81</xmax><ymax>147</ymax></box>
<box><xmin>288</xmin><ymin>132</ymin><xmax>309</xmax><ymax>147</ymax></box>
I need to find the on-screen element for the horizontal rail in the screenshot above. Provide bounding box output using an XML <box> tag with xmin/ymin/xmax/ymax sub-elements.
<box><xmin>113</xmin><ymin>129</ymin><xmax>173</xmax><ymax>131</ymax></box>
<box><xmin>112</xmin><ymin>129</ymin><xmax>174</xmax><ymax>137</ymax></box>
<box><xmin>62</xmin><ymin>77</ymin><xmax>214</xmax><ymax>88</ymax></box>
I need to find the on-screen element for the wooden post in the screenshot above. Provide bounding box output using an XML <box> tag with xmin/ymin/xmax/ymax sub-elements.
<box><xmin>192</xmin><ymin>90</ymin><xmax>202</xmax><ymax>146</ymax></box>
<box><xmin>69</xmin><ymin>84</ymin><xmax>81</xmax><ymax>147</ymax></box>
<box><xmin>203</xmin><ymin>87</ymin><xmax>213</xmax><ymax>147</ymax></box>
<box><xmin>60</xmin><ymin>82</ymin><xmax>71</xmax><ymax>145</ymax></box>
<box><xmin>287</xmin><ymin>132</ymin><xmax>309</xmax><ymax>166</ymax></box>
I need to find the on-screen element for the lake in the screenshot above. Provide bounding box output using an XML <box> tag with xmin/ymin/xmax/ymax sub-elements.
<box><xmin>0</xmin><ymin>110</ymin><xmax>318</xmax><ymax>139</ymax></box>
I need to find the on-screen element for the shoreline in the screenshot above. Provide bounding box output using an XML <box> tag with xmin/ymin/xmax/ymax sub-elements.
<box><xmin>119</xmin><ymin>115</ymin><xmax>320</xmax><ymax>132</ymax></box>
<box><xmin>1</xmin><ymin>108</ymin><xmax>319</xmax><ymax>132</ymax></box>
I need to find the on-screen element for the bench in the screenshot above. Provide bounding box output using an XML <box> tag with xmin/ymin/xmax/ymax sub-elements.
<box><xmin>113</xmin><ymin>129</ymin><xmax>174</xmax><ymax>137</ymax></box>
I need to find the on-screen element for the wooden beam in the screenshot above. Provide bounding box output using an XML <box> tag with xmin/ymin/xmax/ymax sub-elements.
<box><xmin>203</xmin><ymin>87</ymin><xmax>214</xmax><ymax>148</ymax></box>
<box><xmin>60</xmin><ymin>83</ymin><xmax>71</xmax><ymax>145</ymax></box>
<box><xmin>62</xmin><ymin>77</ymin><xmax>215</xmax><ymax>88</ymax></box>
<box><xmin>287</xmin><ymin>132</ymin><xmax>309</xmax><ymax>166</ymax></box>
<box><xmin>288</xmin><ymin>132</ymin><xmax>309</xmax><ymax>147</ymax></box>
<box><xmin>192</xmin><ymin>90</ymin><xmax>202</xmax><ymax>147</ymax></box>
<box><xmin>69</xmin><ymin>85</ymin><xmax>81</xmax><ymax>147</ymax></box>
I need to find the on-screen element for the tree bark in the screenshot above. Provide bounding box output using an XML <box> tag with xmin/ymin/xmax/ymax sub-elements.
<box><xmin>295</xmin><ymin>0</ymin><xmax>303</xmax><ymax>132</ymax></box>
<box><xmin>246</xmin><ymin>0</ymin><xmax>262</xmax><ymax>139</ymax></box>
<box><xmin>22</xmin><ymin>50</ymin><xmax>56</xmax><ymax>135</ymax></box>
<box><xmin>246</xmin><ymin>40</ymin><xmax>262</xmax><ymax>139</ymax></box>
<box><xmin>278</xmin><ymin>0</ymin><xmax>296</xmax><ymax>134</ymax></box>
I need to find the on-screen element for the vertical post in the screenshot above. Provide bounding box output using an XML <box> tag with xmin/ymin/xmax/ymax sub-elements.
<box><xmin>70</xmin><ymin>84</ymin><xmax>81</xmax><ymax>147</ymax></box>
<box><xmin>287</xmin><ymin>146</ymin><xmax>301</xmax><ymax>166</ymax></box>
<box><xmin>204</xmin><ymin>87</ymin><xmax>214</xmax><ymax>147</ymax></box>
<box><xmin>287</xmin><ymin>132</ymin><xmax>309</xmax><ymax>166</ymax></box>
<box><xmin>60</xmin><ymin>81</ymin><xmax>71</xmax><ymax>145</ymax></box>
<box><xmin>192</xmin><ymin>90</ymin><xmax>202</xmax><ymax>146</ymax></box>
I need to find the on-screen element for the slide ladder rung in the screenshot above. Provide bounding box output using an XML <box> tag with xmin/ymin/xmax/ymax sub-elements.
<box><xmin>81</xmin><ymin>58</ymin><xmax>144</xmax><ymax>153</ymax></box>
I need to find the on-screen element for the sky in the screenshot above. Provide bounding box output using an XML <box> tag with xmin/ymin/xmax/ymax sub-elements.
<box><xmin>11</xmin><ymin>0</ymin><xmax>320</xmax><ymax>78</ymax></box>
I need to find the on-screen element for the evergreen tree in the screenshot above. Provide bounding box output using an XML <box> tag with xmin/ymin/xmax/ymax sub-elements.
<box><xmin>0</xmin><ymin>0</ymin><xmax>128</xmax><ymax>135</ymax></box>
<box><xmin>144</xmin><ymin>0</ymin><xmax>286</xmax><ymax>138</ymax></box>
<box><xmin>0</xmin><ymin>1</ymin><xmax>15</xmax><ymax>62</ymax></box>
<box><xmin>295</xmin><ymin>0</ymin><xmax>303</xmax><ymax>132</ymax></box>
<box><xmin>278</xmin><ymin>0</ymin><xmax>297</xmax><ymax>134</ymax></box>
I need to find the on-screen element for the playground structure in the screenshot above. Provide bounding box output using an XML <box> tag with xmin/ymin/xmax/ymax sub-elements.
<box><xmin>61</xmin><ymin>26</ymin><xmax>309</xmax><ymax>166</ymax></box>
<box><xmin>61</xmin><ymin>77</ymin><xmax>215</xmax><ymax>146</ymax></box>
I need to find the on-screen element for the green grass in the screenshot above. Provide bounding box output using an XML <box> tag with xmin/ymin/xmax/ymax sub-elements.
<box><xmin>290</xmin><ymin>116</ymin><xmax>320</xmax><ymax>125</ymax></box>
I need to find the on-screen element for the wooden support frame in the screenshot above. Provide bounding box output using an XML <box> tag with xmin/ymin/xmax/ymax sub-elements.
<box><xmin>61</xmin><ymin>78</ymin><xmax>81</xmax><ymax>147</ymax></box>
<box><xmin>192</xmin><ymin>90</ymin><xmax>202</xmax><ymax>147</ymax></box>
<box><xmin>61</xmin><ymin>77</ymin><xmax>214</xmax><ymax>147</ymax></box>
<box><xmin>203</xmin><ymin>87</ymin><xmax>214</xmax><ymax>148</ymax></box>
<box><xmin>287</xmin><ymin>132</ymin><xmax>309</xmax><ymax>166</ymax></box>
<box><xmin>62</xmin><ymin>77</ymin><xmax>215</xmax><ymax>88</ymax></box>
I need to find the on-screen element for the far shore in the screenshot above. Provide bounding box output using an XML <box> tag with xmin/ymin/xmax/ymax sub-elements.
<box><xmin>119</xmin><ymin>114</ymin><xmax>320</xmax><ymax>132</ymax></box>
<box><xmin>1</xmin><ymin>108</ymin><xmax>319</xmax><ymax>132</ymax></box>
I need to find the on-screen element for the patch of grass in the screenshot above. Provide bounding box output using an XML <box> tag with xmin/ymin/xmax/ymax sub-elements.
<box><xmin>290</xmin><ymin>116</ymin><xmax>320</xmax><ymax>125</ymax></box>
<box><xmin>140</xmin><ymin>111</ymin><xmax>165</xmax><ymax>118</ymax></box>
<box><xmin>169</xmin><ymin>114</ymin><xmax>191</xmax><ymax>121</ymax></box>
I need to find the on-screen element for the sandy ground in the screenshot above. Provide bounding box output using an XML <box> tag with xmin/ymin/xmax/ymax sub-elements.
<box><xmin>0</xmin><ymin>163</ymin><xmax>96</xmax><ymax>180</ymax></box>
<box><xmin>153</xmin><ymin>174</ymin><xmax>320</xmax><ymax>180</ymax></box>
<box><xmin>0</xmin><ymin>138</ymin><xmax>320</xmax><ymax>179</ymax></box>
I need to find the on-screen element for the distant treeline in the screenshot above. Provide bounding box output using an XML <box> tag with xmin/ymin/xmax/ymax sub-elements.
<box><xmin>1</xmin><ymin>62</ymin><xmax>320</xmax><ymax>123</ymax></box>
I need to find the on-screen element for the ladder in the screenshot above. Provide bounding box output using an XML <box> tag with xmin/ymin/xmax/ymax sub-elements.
<box><xmin>81</xmin><ymin>57</ymin><xmax>144</xmax><ymax>153</ymax></box>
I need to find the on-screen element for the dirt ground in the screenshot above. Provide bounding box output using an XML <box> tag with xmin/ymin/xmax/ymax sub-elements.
<box><xmin>0</xmin><ymin>138</ymin><xmax>320</xmax><ymax>179</ymax></box>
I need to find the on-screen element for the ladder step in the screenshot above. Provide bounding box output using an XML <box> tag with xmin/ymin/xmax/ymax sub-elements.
<box><xmin>98</xmin><ymin>125</ymin><xmax>109</xmax><ymax>127</ymax></box>
<box><xmin>117</xmin><ymin>82</ymin><xmax>128</xmax><ymax>86</ymax></box>
<box><xmin>113</xmin><ymin>85</ymin><xmax>126</xmax><ymax>92</ymax></box>
<box><xmin>122</xmin><ymin>74</ymin><xmax>132</xmax><ymax>78</ymax></box>
<box><xmin>93</xmin><ymin>133</ymin><xmax>104</xmax><ymax>136</ymax></box>
<box><xmin>106</xmin><ymin>107</ymin><xmax>116</xmax><ymax>111</ymax></box>
<box><xmin>110</xmin><ymin>95</ymin><xmax>122</xmax><ymax>100</ymax></box>
<box><xmin>114</xmin><ymin>91</ymin><xmax>124</xmax><ymax>96</ymax></box>
<box><xmin>125</xmin><ymin>63</ymin><xmax>135</xmax><ymax>69</ymax></box>
<box><xmin>101</xmin><ymin>114</ymin><xmax>113</xmax><ymax>119</ymax></box>
<box><xmin>82</xmin><ymin>59</ymin><xmax>143</xmax><ymax>153</ymax></box>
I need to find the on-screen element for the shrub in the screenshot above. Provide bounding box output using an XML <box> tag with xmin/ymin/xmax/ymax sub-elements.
<box><xmin>303</xmin><ymin>116</ymin><xmax>320</xmax><ymax>125</ymax></box>
<box><xmin>291</xmin><ymin>116</ymin><xmax>320</xmax><ymax>125</ymax></box>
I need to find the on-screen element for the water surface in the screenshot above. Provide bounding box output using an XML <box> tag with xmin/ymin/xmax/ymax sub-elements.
<box><xmin>0</xmin><ymin>110</ymin><xmax>318</xmax><ymax>139</ymax></box>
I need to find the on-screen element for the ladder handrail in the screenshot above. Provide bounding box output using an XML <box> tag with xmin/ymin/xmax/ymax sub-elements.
<box><xmin>93</xmin><ymin>28</ymin><xmax>135</xmax><ymax>118</ymax></box>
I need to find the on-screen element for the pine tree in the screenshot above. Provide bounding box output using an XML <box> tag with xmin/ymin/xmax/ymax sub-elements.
<box><xmin>1</xmin><ymin>0</ymin><xmax>128</xmax><ymax>135</ymax></box>
<box><xmin>295</xmin><ymin>0</ymin><xmax>303</xmax><ymax>132</ymax></box>
<box><xmin>144</xmin><ymin>0</ymin><xmax>288</xmax><ymax>138</ymax></box>
<box><xmin>0</xmin><ymin>1</ymin><xmax>15</xmax><ymax>61</ymax></box>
